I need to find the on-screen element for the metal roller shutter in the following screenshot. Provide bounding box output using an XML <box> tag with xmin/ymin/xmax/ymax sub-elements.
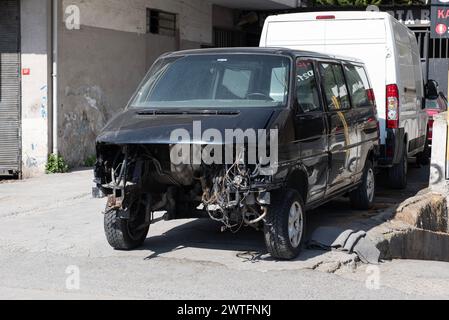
<box><xmin>0</xmin><ymin>0</ymin><xmax>21</xmax><ymax>175</ymax></box>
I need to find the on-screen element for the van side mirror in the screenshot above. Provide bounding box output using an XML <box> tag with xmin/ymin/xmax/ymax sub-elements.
<box><xmin>426</xmin><ymin>80</ymin><xmax>439</xmax><ymax>100</ymax></box>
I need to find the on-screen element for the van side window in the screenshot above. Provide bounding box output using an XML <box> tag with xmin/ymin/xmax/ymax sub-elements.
<box><xmin>319</xmin><ymin>63</ymin><xmax>351</xmax><ymax>111</ymax></box>
<box><xmin>344</xmin><ymin>65</ymin><xmax>372</xmax><ymax>108</ymax></box>
<box><xmin>296</xmin><ymin>60</ymin><xmax>321</xmax><ymax>114</ymax></box>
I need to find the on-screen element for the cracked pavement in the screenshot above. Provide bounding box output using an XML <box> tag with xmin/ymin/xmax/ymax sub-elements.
<box><xmin>1</xmin><ymin>168</ymin><xmax>449</xmax><ymax>300</ymax></box>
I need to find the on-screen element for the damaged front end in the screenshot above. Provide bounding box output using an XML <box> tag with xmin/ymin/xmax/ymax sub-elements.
<box><xmin>94</xmin><ymin>50</ymin><xmax>291</xmax><ymax>252</ymax></box>
<box><xmin>94</xmin><ymin>142</ymin><xmax>275</xmax><ymax>234</ymax></box>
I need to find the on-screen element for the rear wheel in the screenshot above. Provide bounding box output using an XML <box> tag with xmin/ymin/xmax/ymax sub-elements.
<box><xmin>388</xmin><ymin>146</ymin><xmax>408</xmax><ymax>190</ymax></box>
<box><xmin>264</xmin><ymin>189</ymin><xmax>306</xmax><ymax>260</ymax></box>
<box><xmin>417</xmin><ymin>138</ymin><xmax>431</xmax><ymax>166</ymax></box>
<box><xmin>350</xmin><ymin>160</ymin><xmax>375</xmax><ymax>210</ymax></box>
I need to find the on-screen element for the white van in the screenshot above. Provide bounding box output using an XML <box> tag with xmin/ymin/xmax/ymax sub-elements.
<box><xmin>260</xmin><ymin>11</ymin><xmax>429</xmax><ymax>189</ymax></box>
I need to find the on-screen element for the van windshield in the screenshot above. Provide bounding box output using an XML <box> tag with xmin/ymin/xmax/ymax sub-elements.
<box><xmin>130</xmin><ymin>54</ymin><xmax>291</xmax><ymax>109</ymax></box>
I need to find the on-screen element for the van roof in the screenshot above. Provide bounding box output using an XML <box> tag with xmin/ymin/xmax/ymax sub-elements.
<box><xmin>161</xmin><ymin>47</ymin><xmax>365</xmax><ymax>65</ymax></box>
<box><xmin>265</xmin><ymin>11</ymin><xmax>392</xmax><ymax>22</ymax></box>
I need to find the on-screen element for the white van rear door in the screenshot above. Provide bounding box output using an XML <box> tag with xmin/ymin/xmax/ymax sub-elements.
<box><xmin>264</xmin><ymin>20</ymin><xmax>327</xmax><ymax>49</ymax></box>
<box><xmin>264</xmin><ymin>19</ymin><xmax>386</xmax><ymax>47</ymax></box>
<box><xmin>325</xmin><ymin>19</ymin><xmax>386</xmax><ymax>44</ymax></box>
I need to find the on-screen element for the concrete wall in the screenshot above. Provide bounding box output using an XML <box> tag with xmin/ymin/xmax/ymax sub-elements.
<box><xmin>430</xmin><ymin>112</ymin><xmax>449</xmax><ymax>193</ymax></box>
<box><xmin>58</xmin><ymin>0</ymin><xmax>213</xmax><ymax>167</ymax></box>
<box><xmin>20</xmin><ymin>0</ymin><xmax>51</xmax><ymax>178</ymax></box>
<box><xmin>58</xmin><ymin>25</ymin><xmax>147</xmax><ymax>167</ymax></box>
<box><xmin>63</xmin><ymin>0</ymin><xmax>212</xmax><ymax>43</ymax></box>
<box><xmin>146</xmin><ymin>33</ymin><xmax>178</xmax><ymax>69</ymax></box>
<box><xmin>213</xmin><ymin>5</ymin><xmax>236</xmax><ymax>30</ymax></box>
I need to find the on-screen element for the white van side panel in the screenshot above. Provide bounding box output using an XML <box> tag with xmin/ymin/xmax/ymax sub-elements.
<box><xmin>410</xmin><ymin>37</ymin><xmax>427</xmax><ymax>149</ymax></box>
<box><xmin>391</xmin><ymin>19</ymin><xmax>426</xmax><ymax>150</ymax></box>
<box><xmin>394</xmin><ymin>20</ymin><xmax>417</xmax><ymax>140</ymax></box>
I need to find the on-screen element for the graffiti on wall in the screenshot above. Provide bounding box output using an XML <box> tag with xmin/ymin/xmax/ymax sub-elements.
<box><xmin>40</xmin><ymin>85</ymin><xmax>48</xmax><ymax>119</ymax></box>
<box><xmin>62</xmin><ymin>85</ymin><xmax>111</xmax><ymax>166</ymax></box>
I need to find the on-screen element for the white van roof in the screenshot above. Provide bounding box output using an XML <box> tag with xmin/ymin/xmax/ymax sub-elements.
<box><xmin>168</xmin><ymin>47</ymin><xmax>365</xmax><ymax>65</ymax></box>
<box><xmin>265</xmin><ymin>11</ymin><xmax>393</xmax><ymax>22</ymax></box>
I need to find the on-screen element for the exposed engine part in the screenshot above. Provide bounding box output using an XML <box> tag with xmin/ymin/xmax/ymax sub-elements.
<box><xmin>96</xmin><ymin>145</ymin><xmax>271</xmax><ymax>232</ymax></box>
<box><xmin>243</xmin><ymin>207</ymin><xmax>268</xmax><ymax>225</ymax></box>
<box><xmin>201</xmin><ymin>151</ymin><xmax>269</xmax><ymax>231</ymax></box>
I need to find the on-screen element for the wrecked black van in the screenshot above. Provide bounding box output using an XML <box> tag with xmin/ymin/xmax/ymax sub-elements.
<box><xmin>94</xmin><ymin>48</ymin><xmax>379</xmax><ymax>260</ymax></box>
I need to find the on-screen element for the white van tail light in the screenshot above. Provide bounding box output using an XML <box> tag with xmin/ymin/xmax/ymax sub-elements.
<box><xmin>386</xmin><ymin>84</ymin><xmax>399</xmax><ymax>129</ymax></box>
<box><xmin>316</xmin><ymin>15</ymin><xmax>335</xmax><ymax>20</ymax></box>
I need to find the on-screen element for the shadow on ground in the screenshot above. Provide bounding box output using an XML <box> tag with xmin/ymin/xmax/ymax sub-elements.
<box><xmin>137</xmin><ymin>165</ymin><xmax>429</xmax><ymax>263</ymax></box>
<box><xmin>139</xmin><ymin>217</ymin><xmax>328</xmax><ymax>264</ymax></box>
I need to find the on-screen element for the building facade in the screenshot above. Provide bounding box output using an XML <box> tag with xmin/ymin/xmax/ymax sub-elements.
<box><xmin>0</xmin><ymin>0</ymin><xmax>442</xmax><ymax>178</ymax></box>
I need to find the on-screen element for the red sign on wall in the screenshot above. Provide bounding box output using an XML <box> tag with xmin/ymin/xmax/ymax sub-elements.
<box><xmin>432</xmin><ymin>3</ymin><xmax>449</xmax><ymax>38</ymax></box>
<box><xmin>436</xmin><ymin>23</ymin><xmax>448</xmax><ymax>35</ymax></box>
<box><xmin>22</xmin><ymin>68</ymin><xmax>30</xmax><ymax>76</ymax></box>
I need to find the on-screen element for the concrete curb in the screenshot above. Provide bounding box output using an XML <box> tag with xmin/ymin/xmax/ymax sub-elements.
<box><xmin>367</xmin><ymin>192</ymin><xmax>449</xmax><ymax>263</ymax></box>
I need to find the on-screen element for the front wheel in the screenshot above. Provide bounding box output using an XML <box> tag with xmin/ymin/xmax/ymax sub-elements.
<box><xmin>104</xmin><ymin>207</ymin><xmax>150</xmax><ymax>250</ymax></box>
<box><xmin>350</xmin><ymin>160</ymin><xmax>375</xmax><ymax>210</ymax></box>
<box><xmin>264</xmin><ymin>189</ymin><xmax>306</xmax><ymax>260</ymax></box>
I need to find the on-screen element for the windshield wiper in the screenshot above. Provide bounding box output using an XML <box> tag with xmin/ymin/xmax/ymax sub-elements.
<box><xmin>136</xmin><ymin>110</ymin><xmax>240</xmax><ymax>116</ymax></box>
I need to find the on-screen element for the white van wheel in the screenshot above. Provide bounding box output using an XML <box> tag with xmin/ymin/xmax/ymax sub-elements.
<box><xmin>388</xmin><ymin>147</ymin><xmax>408</xmax><ymax>190</ymax></box>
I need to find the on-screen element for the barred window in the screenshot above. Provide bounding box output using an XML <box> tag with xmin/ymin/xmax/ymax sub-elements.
<box><xmin>147</xmin><ymin>9</ymin><xmax>177</xmax><ymax>37</ymax></box>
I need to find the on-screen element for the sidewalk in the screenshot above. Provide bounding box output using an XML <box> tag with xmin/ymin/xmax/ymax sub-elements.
<box><xmin>0</xmin><ymin>170</ymin><xmax>93</xmax><ymax>218</ymax></box>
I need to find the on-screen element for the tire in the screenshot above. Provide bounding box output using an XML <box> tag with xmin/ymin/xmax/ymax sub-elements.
<box><xmin>416</xmin><ymin>139</ymin><xmax>431</xmax><ymax>166</ymax></box>
<box><xmin>264</xmin><ymin>189</ymin><xmax>306</xmax><ymax>260</ymax></box>
<box><xmin>104</xmin><ymin>208</ymin><xmax>149</xmax><ymax>250</ymax></box>
<box><xmin>350</xmin><ymin>160</ymin><xmax>375</xmax><ymax>210</ymax></box>
<box><xmin>388</xmin><ymin>146</ymin><xmax>408</xmax><ymax>190</ymax></box>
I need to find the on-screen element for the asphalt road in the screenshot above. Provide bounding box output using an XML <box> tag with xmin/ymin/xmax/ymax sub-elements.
<box><xmin>0</xmin><ymin>166</ymin><xmax>448</xmax><ymax>300</ymax></box>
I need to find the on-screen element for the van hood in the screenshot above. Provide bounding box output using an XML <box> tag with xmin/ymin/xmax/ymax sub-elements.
<box><xmin>97</xmin><ymin>108</ymin><xmax>279</xmax><ymax>145</ymax></box>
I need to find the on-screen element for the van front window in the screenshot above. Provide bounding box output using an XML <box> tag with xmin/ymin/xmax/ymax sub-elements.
<box><xmin>131</xmin><ymin>54</ymin><xmax>290</xmax><ymax>109</ymax></box>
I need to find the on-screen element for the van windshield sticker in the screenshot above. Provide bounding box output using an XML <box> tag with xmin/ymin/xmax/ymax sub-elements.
<box><xmin>297</xmin><ymin>71</ymin><xmax>314</xmax><ymax>82</ymax></box>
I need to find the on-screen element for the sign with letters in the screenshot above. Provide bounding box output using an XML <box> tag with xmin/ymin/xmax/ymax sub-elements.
<box><xmin>432</xmin><ymin>1</ymin><xmax>449</xmax><ymax>38</ymax></box>
<box><xmin>385</xmin><ymin>8</ymin><xmax>430</xmax><ymax>26</ymax></box>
